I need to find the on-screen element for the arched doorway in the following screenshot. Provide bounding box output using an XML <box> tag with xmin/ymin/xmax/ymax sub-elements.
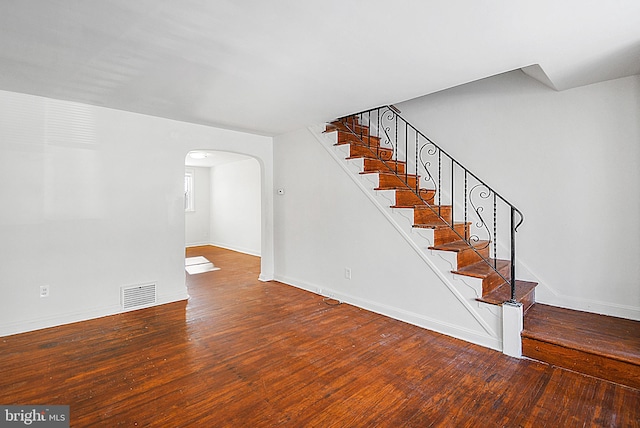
<box><xmin>184</xmin><ymin>150</ymin><xmax>262</xmax><ymax>255</ymax></box>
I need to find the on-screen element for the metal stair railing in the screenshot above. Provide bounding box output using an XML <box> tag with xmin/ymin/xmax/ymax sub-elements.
<box><xmin>337</xmin><ymin>105</ymin><xmax>524</xmax><ymax>302</ymax></box>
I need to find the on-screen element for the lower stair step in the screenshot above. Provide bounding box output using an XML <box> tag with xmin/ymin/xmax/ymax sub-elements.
<box><xmin>522</xmin><ymin>304</ymin><xmax>640</xmax><ymax>389</ymax></box>
<box><xmin>453</xmin><ymin>259</ymin><xmax>510</xmax><ymax>280</ymax></box>
<box><xmin>430</xmin><ymin>239</ymin><xmax>490</xmax><ymax>268</ymax></box>
<box><xmin>477</xmin><ymin>280</ymin><xmax>536</xmax><ymax>311</ymax></box>
<box><xmin>453</xmin><ymin>259</ymin><xmax>511</xmax><ymax>294</ymax></box>
<box><xmin>414</xmin><ymin>221</ymin><xmax>470</xmax><ymax>246</ymax></box>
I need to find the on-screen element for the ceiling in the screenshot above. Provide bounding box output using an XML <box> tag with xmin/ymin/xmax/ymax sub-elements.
<box><xmin>0</xmin><ymin>0</ymin><xmax>638</xmax><ymax>136</ymax></box>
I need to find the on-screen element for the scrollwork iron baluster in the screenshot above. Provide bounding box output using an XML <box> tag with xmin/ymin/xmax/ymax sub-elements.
<box><xmin>418</xmin><ymin>143</ymin><xmax>438</xmax><ymax>197</ymax></box>
<box><xmin>468</xmin><ymin>184</ymin><xmax>493</xmax><ymax>250</ymax></box>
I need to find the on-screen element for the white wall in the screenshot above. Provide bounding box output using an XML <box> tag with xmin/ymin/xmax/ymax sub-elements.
<box><xmin>185</xmin><ymin>166</ymin><xmax>211</xmax><ymax>246</ymax></box>
<box><xmin>210</xmin><ymin>158</ymin><xmax>261</xmax><ymax>256</ymax></box>
<box><xmin>397</xmin><ymin>72</ymin><xmax>640</xmax><ymax>320</ymax></box>
<box><xmin>0</xmin><ymin>90</ymin><xmax>274</xmax><ymax>336</ymax></box>
<box><xmin>273</xmin><ymin>128</ymin><xmax>503</xmax><ymax>349</ymax></box>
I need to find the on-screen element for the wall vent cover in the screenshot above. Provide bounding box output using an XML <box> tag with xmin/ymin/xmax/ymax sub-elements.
<box><xmin>121</xmin><ymin>283</ymin><xmax>156</xmax><ymax>310</ymax></box>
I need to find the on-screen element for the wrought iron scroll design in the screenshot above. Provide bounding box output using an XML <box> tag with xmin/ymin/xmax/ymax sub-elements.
<box><xmin>468</xmin><ymin>184</ymin><xmax>492</xmax><ymax>249</ymax></box>
<box><xmin>419</xmin><ymin>142</ymin><xmax>438</xmax><ymax>196</ymax></box>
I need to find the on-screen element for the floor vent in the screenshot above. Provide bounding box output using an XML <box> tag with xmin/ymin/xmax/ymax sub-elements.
<box><xmin>121</xmin><ymin>283</ymin><xmax>156</xmax><ymax>310</ymax></box>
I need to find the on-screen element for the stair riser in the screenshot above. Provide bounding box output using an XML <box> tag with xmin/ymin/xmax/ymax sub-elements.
<box><xmin>457</xmin><ymin>245</ymin><xmax>490</xmax><ymax>269</ymax></box>
<box><xmin>337</xmin><ymin>116</ymin><xmax>361</xmax><ymax>127</ymax></box>
<box><xmin>414</xmin><ymin>206</ymin><xmax>452</xmax><ymax>224</ymax></box>
<box><xmin>521</xmin><ymin>287</ymin><xmax>535</xmax><ymax>313</ymax></box>
<box><xmin>522</xmin><ymin>337</ymin><xmax>640</xmax><ymax>389</ymax></box>
<box><xmin>395</xmin><ymin>189</ymin><xmax>435</xmax><ymax>206</ymax></box>
<box><xmin>363</xmin><ymin>158</ymin><xmax>405</xmax><ymax>175</ymax></box>
<box><xmin>338</xmin><ymin>132</ymin><xmax>380</xmax><ymax>147</ymax></box>
<box><xmin>482</xmin><ymin>268</ymin><xmax>512</xmax><ymax>295</ymax></box>
<box><xmin>349</xmin><ymin>144</ymin><xmax>393</xmax><ymax>161</ymax></box>
<box><xmin>378</xmin><ymin>174</ymin><xmax>418</xmax><ymax>189</ymax></box>
<box><xmin>433</xmin><ymin>224</ymin><xmax>469</xmax><ymax>246</ymax></box>
<box><xmin>327</xmin><ymin>121</ymin><xmax>370</xmax><ymax>136</ymax></box>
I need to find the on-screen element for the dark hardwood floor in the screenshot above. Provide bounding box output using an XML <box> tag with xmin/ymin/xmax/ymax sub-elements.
<box><xmin>1</xmin><ymin>245</ymin><xmax>638</xmax><ymax>427</ymax></box>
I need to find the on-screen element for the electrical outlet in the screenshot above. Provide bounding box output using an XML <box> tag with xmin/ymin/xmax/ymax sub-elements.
<box><xmin>40</xmin><ymin>285</ymin><xmax>50</xmax><ymax>298</ymax></box>
<box><xmin>344</xmin><ymin>268</ymin><xmax>351</xmax><ymax>280</ymax></box>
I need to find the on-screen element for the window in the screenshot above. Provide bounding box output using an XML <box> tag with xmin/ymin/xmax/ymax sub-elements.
<box><xmin>185</xmin><ymin>168</ymin><xmax>194</xmax><ymax>212</ymax></box>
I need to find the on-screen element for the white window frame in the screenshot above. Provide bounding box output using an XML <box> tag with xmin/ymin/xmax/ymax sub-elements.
<box><xmin>185</xmin><ymin>168</ymin><xmax>195</xmax><ymax>212</ymax></box>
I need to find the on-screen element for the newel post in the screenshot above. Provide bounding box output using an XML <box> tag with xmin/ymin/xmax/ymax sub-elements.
<box><xmin>502</xmin><ymin>301</ymin><xmax>523</xmax><ymax>358</ymax></box>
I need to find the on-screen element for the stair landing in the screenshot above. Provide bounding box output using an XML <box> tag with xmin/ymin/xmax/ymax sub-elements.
<box><xmin>522</xmin><ymin>304</ymin><xmax>640</xmax><ymax>390</ymax></box>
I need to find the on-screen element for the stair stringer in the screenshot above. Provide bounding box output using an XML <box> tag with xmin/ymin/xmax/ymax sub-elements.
<box><xmin>309</xmin><ymin>124</ymin><xmax>504</xmax><ymax>351</ymax></box>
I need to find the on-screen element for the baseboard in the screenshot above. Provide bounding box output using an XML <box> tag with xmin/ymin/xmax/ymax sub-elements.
<box><xmin>0</xmin><ymin>291</ymin><xmax>189</xmax><ymax>338</ymax></box>
<box><xmin>258</xmin><ymin>273</ymin><xmax>274</xmax><ymax>282</ymax></box>
<box><xmin>535</xmin><ymin>283</ymin><xmax>640</xmax><ymax>321</ymax></box>
<box><xmin>208</xmin><ymin>241</ymin><xmax>261</xmax><ymax>257</ymax></box>
<box><xmin>185</xmin><ymin>240</ymin><xmax>210</xmax><ymax>247</ymax></box>
<box><xmin>273</xmin><ymin>274</ymin><xmax>502</xmax><ymax>351</ymax></box>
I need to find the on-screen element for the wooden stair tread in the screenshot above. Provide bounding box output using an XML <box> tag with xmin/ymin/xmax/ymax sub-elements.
<box><xmin>362</xmin><ymin>159</ymin><xmax>407</xmax><ymax>174</ymax></box>
<box><xmin>360</xmin><ymin>171</ymin><xmax>419</xmax><ymax>179</ymax></box>
<box><xmin>335</xmin><ymin>140</ymin><xmax>373</xmax><ymax>147</ymax></box>
<box><xmin>477</xmin><ymin>280</ymin><xmax>536</xmax><ymax>305</ymax></box>
<box><xmin>453</xmin><ymin>259</ymin><xmax>510</xmax><ymax>279</ymax></box>
<box><xmin>396</xmin><ymin>188</ymin><xmax>433</xmax><ymax>192</ymax></box>
<box><xmin>335</xmin><ymin>142</ymin><xmax>389</xmax><ymax>149</ymax></box>
<box><xmin>344</xmin><ymin>145</ymin><xmax>394</xmax><ymax>154</ymax></box>
<box><xmin>363</xmin><ymin>158</ymin><xmax>406</xmax><ymax>166</ymax></box>
<box><xmin>522</xmin><ymin>304</ymin><xmax>640</xmax><ymax>366</ymax></box>
<box><xmin>414</xmin><ymin>204</ymin><xmax>449</xmax><ymax>209</ymax></box>
<box><xmin>334</xmin><ymin>137</ymin><xmax>382</xmax><ymax>147</ymax></box>
<box><xmin>413</xmin><ymin>221</ymin><xmax>469</xmax><ymax>230</ymax></box>
<box><xmin>346</xmin><ymin>155</ymin><xmax>392</xmax><ymax>160</ymax></box>
<box><xmin>375</xmin><ymin>186</ymin><xmax>415</xmax><ymax>191</ymax></box>
<box><xmin>391</xmin><ymin>204</ymin><xmax>428</xmax><ymax>208</ymax></box>
<box><xmin>429</xmin><ymin>240</ymin><xmax>490</xmax><ymax>252</ymax></box>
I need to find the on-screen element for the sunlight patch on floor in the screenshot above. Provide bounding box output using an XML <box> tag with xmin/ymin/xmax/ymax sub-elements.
<box><xmin>185</xmin><ymin>256</ymin><xmax>220</xmax><ymax>275</ymax></box>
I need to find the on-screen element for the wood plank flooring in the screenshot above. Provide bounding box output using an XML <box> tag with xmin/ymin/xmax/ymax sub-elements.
<box><xmin>1</xmin><ymin>245</ymin><xmax>638</xmax><ymax>427</ymax></box>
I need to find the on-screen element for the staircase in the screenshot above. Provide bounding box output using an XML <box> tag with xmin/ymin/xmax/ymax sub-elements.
<box><xmin>325</xmin><ymin>111</ymin><xmax>536</xmax><ymax>312</ymax></box>
<box><xmin>323</xmin><ymin>109</ymin><xmax>640</xmax><ymax>391</ymax></box>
